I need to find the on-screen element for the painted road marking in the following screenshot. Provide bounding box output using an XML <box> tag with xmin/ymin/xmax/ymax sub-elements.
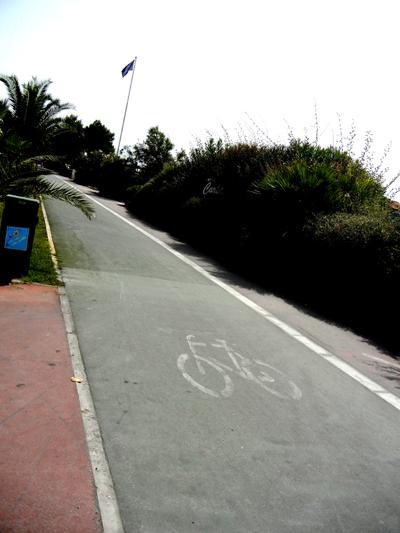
<box><xmin>57</xmin><ymin>181</ymin><xmax>400</xmax><ymax>414</ymax></box>
<box><xmin>177</xmin><ymin>334</ymin><xmax>302</xmax><ymax>400</ymax></box>
<box><xmin>177</xmin><ymin>352</ymin><xmax>234</xmax><ymax>398</ymax></box>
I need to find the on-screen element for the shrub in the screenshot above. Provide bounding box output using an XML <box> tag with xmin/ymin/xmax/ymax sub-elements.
<box><xmin>96</xmin><ymin>155</ymin><xmax>134</xmax><ymax>200</ymax></box>
<box><xmin>304</xmin><ymin>210</ymin><xmax>400</xmax><ymax>279</ymax></box>
<box><xmin>74</xmin><ymin>151</ymin><xmax>135</xmax><ymax>199</ymax></box>
<box><xmin>250</xmin><ymin>159</ymin><xmax>385</xmax><ymax>236</ymax></box>
<box><xmin>295</xmin><ymin>209</ymin><xmax>400</xmax><ymax>326</ymax></box>
<box><xmin>74</xmin><ymin>150</ymin><xmax>105</xmax><ymax>187</ymax></box>
<box><xmin>129</xmin><ymin>126</ymin><xmax>174</xmax><ymax>184</ymax></box>
<box><xmin>126</xmin><ymin>137</ymin><xmax>391</xmax><ymax>266</ymax></box>
<box><xmin>124</xmin><ymin>129</ymin><xmax>400</xmax><ymax>349</ymax></box>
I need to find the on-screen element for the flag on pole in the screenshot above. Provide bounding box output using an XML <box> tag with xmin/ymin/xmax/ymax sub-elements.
<box><xmin>121</xmin><ymin>59</ymin><xmax>135</xmax><ymax>78</ymax></box>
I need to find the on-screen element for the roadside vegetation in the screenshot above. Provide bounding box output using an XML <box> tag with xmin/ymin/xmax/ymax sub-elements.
<box><xmin>20</xmin><ymin>204</ymin><xmax>59</xmax><ymax>285</ymax></box>
<box><xmin>0</xmin><ymin>73</ymin><xmax>98</xmax><ymax>283</ymax></box>
<box><xmin>77</xmin><ymin>124</ymin><xmax>400</xmax><ymax>351</ymax></box>
<box><xmin>0</xmin><ymin>75</ymin><xmax>94</xmax><ymax>217</ymax></box>
<box><xmin>1</xmin><ymin>72</ymin><xmax>399</xmax><ymax>350</ymax></box>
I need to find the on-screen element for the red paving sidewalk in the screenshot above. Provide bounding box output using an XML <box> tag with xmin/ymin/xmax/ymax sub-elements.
<box><xmin>0</xmin><ymin>284</ymin><xmax>102</xmax><ymax>533</ymax></box>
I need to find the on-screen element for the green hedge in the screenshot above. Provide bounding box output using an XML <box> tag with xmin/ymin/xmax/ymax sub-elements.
<box><xmin>125</xmin><ymin>138</ymin><xmax>400</xmax><ymax>350</ymax></box>
<box><xmin>73</xmin><ymin>152</ymin><xmax>134</xmax><ymax>200</ymax></box>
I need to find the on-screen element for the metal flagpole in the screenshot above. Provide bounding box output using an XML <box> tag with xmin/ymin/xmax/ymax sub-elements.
<box><xmin>117</xmin><ymin>56</ymin><xmax>137</xmax><ymax>154</ymax></box>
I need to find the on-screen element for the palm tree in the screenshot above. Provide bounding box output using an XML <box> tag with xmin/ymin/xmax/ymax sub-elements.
<box><xmin>0</xmin><ymin>74</ymin><xmax>72</xmax><ymax>155</ymax></box>
<box><xmin>0</xmin><ymin>75</ymin><xmax>95</xmax><ymax>218</ymax></box>
<box><xmin>0</xmin><ymin>132</ymin><xmax>95</xmax><ymax>219</ymax></box>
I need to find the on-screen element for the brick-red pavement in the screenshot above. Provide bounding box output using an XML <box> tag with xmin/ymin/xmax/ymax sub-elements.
<box><xmin>0</xmin><ymin>284</ymin><xmax>101</xmax><ymax>533</ymax></box>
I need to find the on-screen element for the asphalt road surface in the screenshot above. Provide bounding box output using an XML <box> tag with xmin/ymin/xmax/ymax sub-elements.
<box><xmin>45</xmin><ymin>184</ymin><xmax>400</xmax><ymax>533</ymax></box>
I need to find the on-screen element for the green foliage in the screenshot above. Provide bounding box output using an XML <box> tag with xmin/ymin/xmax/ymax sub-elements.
<box><xmin>0</xmin><ymin>74</ymin><xmax>72</xmax><ymax>156</ymax></box>
<box><xmin>83</xmin><ymin>120</ymin><xmax>114</xmax><ymax>154</ymax></box>
<box><xmin>0</xmin><ymin>153</ymin><xmax>95</xmax><ymax>219</ymax></box>
<box><xmin>131</xmin><ymin>126</ymin><xmax>174</xmax><ymax>183</ymax></box>
<box><xmin>125</xmin><ymin>133</ymin><xmax>400</xmax><ymax>347</ymax></box>
<box><xmin>0</xmin><ymin>74</ymin><xmax>94</xmax><ymax>218</ymax></box>
<box><xmin>23</xmin><ymin>204</ymin><xmax>59</xmax><ymax>285</ymax></box>
<box><xmin>126</xmin><ymin>162</ymin><xmax>185</xmax><ymax>221</ymax></box>
<box><xmin>127</xmin><ymin>137</ymin><xmax>389</xmax><ymax>252</ymax></box>
<box><xmin>96</xmin><ymin>154</ymin><xmax>134</xmax><ymax>199</ymax></box>
<box><xmin>73</xmin><ymin>150</ymin><xmax>105</xmax><ymax>186</ymax></box>
<box><xmin>307</xmin><ymin>210</ymin><xmax>396</xmax><ymax>246</ymax></box>
<box><xmin>74</xmin><ymin>151</ymin><xmax>134</xmax><ymax>200</ymax></box>
<box><xmin>300</xmin><ymin>210</ymin><xmax>400</xmax><ymax>331</ymax></box>
<box><xmin>0</xmin><ymin>120</ymin><xmax>94</xmax><ymax>219</ymax></box>
<box><xmin>73</xmin><ymin>126</ymin><xmax>174</xmax><ymax>201</ymax></box>
<box><xmin>128</xmin><ymin>138</ymin><xmax>273</xmax><ymax>219</ymax></box>
<box><xmin>253</xmin><ymin>158</ymin><xmax>384</xmax><ymax>220</ymax></box>
<box><xmin>51</xmin><ymin>114</ymin><xmax>85</xmax><ymax>166</ymax></box>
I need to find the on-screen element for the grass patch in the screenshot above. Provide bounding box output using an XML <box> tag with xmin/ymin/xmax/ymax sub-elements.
<box><xmin>0</xmin><ymin>201</ymin><xmax>59</xmax><ymax>285</ymax></box>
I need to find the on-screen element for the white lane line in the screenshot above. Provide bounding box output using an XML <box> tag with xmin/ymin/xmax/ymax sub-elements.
<box><xmin>322</xmin><ymin>355</ymin><xmax>387</xmax><ymax>393</ymax></box>
<box><xmin>58</xmin><ymin>184</ymin><xmax>400</xmax><ymax>414</ymax></box>
<box><xmin>42</xmin><ymin>201</ymin><xmax>125</xmax><ymax>533</ymax></box>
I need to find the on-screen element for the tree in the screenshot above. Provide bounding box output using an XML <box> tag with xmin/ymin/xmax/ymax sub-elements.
<box><xmin>0</xmin><ymin>74</ymin><xmax>72</xmax><ymax>156</ymax></box>
<box><xmin>84</xmin><ymin>120</ymin><xmax>114</xmax><ymax>154</ymax></box>
<box><xmin>0</xmin><ymin>74</ymin><xmax>94</xmax><ymax>218</ymax></box>
<box><xmin>52</xmin><ymin>114</ymin><xmax>84</xmax><ymax>165</ymax></box>
<box><xmin>132</xmin><ymin>126</ymin><xmax>174</xmax><ymax>183</ymax></box>
<box><xmin>0</xmin><ymin>133</ymin><xmax>95</xmax><ymax>219</ymax></box>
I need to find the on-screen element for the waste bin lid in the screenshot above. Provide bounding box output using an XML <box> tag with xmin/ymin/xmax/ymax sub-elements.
<box><xmin>6</xmin><ymin>194</ymin><xmax>40</xmax><ymax>204</ymax></box>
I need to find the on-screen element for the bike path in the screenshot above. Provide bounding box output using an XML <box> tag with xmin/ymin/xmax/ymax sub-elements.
<box><xmin>45</xmin><ymin>193</ymin><xmax>400</xmax><ymax>533</ymax></box>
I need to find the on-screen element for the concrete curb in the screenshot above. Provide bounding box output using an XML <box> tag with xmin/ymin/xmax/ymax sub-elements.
<box><xmin>41</xmin><ymin>201</ymin><xmax>124</xmax><ymax>533</ymax></box>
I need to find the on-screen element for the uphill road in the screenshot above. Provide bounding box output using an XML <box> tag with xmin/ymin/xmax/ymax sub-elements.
<box><xmin>45</xmin><ymin>182</ymin><xmax>400</xmax><ymax>533</ymax></box>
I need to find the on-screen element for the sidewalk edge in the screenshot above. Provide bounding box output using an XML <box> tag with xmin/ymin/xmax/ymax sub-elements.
<box><xmin>42</xmin><ymin>201</ymin><xmax>125</xmax><ymax>533</ymax></box>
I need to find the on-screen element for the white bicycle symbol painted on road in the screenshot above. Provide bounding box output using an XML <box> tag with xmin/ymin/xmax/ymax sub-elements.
<box><xmin>177</xmin><ymin>335</ymin><xmax>302</xmax><ymax>400</ymax></box>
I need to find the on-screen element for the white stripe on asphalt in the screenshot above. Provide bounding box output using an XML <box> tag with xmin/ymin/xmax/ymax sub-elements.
<box><xmin>58</xmin><ymin>183</ymin><xmax>400</xmax><ymax>414</ymax></box>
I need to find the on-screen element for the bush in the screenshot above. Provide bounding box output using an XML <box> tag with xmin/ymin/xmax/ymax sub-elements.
<box><xmin>304</xmin><ymin>210</ymin><xmax>400</xmax><ymax>281</ymax></box>
<box><xmin>74</xmin><ymin>151</ymin><xmax>105</xmax><ymax>187</ymax></box>
<box><xmin>127</xmin><ymin>126</ymin><xmax>174</xmax><ymax>184</ymax></box>
<box><xmin>124</xmin><ymin>134</ymin><xmax>400</xmax><ymax>348</ymax></box>
<box><xmin>126</xmin><ymin>162</ymin><xmax>185</xmax><ymax>223</ymax></box>
<box><xmin>298</xmin><ymin>211</ymin><xmax>400</xmax><ymax>333</ymax></box>
<box><xmin>126</xmin><ymin>137</ymin><xmax>391</xmax><ymax>263</ymax></box>
<box><xmin>74</xmin><ymin>152</ymin><xmax>135</xmax><ymax>200</ymax></box>
<box><xmin>96</xmin><ymin>155</ymin><xmax>134</xmax><ymax>200</ymax></box>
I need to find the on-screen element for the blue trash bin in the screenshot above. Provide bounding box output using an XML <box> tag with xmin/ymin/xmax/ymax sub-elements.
<box><xmin>0</xmin><ymin>195</ymin><xmax>39</xmax><ymax>279</ymax></box>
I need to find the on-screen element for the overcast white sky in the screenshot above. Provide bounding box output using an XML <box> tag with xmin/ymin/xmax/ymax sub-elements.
<box><xmin>1</xmin><ymin>0</ymin><xmax>399</xmax><ymax>195</ymax></box>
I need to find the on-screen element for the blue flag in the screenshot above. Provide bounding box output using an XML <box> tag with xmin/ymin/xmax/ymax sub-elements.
<box><xmin>121</xmin><ymin>59</ymin><xmax>135</xmax><ymax>78</ymax></box>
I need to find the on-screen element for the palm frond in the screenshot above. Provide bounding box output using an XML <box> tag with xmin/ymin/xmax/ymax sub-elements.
<box><xmin>5</xmin><ymin>176</ymin><xmax>95</xmax><ymax>219</ymax></box>
<box><xmin>1</xmin><ymin>74</ymin><xmax>94</xmax><ymax>220</ymax></box>
<box><xmin>7</xmin><ymin>168</ymin><xmax>53</xmax><ymax>181</ymax></box>
<box><xmin>0</xmin><ymin>74</ymin><xmax>21</xmax><ymax>117</ymax></box>
<box><xmin>20</xmin><ymin>154</ymin><xmax>60</xmax><ymax>166</ymax></box>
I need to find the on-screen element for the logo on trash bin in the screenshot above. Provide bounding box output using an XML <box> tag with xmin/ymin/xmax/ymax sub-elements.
<box><xmin>4</xmin><ymin>226</ymin><xmax>30</xmax><ymax>251</ymax></box>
